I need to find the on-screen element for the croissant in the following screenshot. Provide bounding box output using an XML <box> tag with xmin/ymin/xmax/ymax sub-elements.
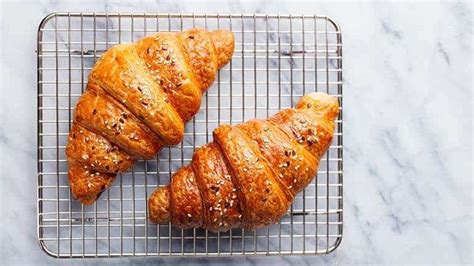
<box><xmin>148</xmin><ymin>92</ymin><xmax>339</xmax><ymax>231</ymax></box>
<box><xmin>66</xmin><ymin>28</ymin><xmax>235</xmax><ymax>205</ymax></box>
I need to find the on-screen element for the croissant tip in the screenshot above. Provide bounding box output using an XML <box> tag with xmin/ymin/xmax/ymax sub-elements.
<box><xmin>306</xmin><ymin>92</ymin><xmax>337</xmax><ymax>102</ymax></box>
<box><xmin>297</xmin><ymin>92</ymin><xmax>339</xmax><ymax>120</ymax></box>
<box><xmin>148</xmin><ymin>185</ymin><xmax>171</xmax><ymax>224</ymax></box>
<box><xmin>210</xmin><ymin>29</ymin><xmax>235</xmax><ymax>68</ymax></box>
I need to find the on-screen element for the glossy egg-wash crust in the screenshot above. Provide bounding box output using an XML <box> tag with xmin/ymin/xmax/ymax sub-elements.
<box><xmin>192</xmin><ymin>143</ymin><xmax>242</xmax><ymax>231</ymax></box>
<box><xmin>66</xmin><ymin>123</ymin><xmax>133</xmax><ymax>174</ymax></box>
<box><xmin>68</xmin><ymin>163</ymin><xmax>115</xmax><ymax>205</ymax></box>
<box><xmin>148</xmin><ymin>92</ymin><xmax>339</xmax><ymax>231</ymax></box>
<box><xmin>170</xmin><ymin>166</ymin><xmax>203</xmax><ymax>229</ymax></box>
<box><xmin>89</xmin><ymin>44</ymin><xmax>184</xmax><ymax>146</ymax></box>
<box><xmin>237</xmin><ymin>120</ymin><xmax>319</xmax><ymax>196</ymax></box>
<box><xmin>74</xmin><ymin>86</ymin><xmax>163</xmax><ymax>159</ymax></box>
<box><xmin>66</xmin><ymin>28</ymin><xmax>235</xmax><ymax>205</ymax></box>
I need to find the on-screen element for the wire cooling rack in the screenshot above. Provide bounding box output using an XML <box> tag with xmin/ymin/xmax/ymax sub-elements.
<box><xmin>37</xmin><ymin>12</ymin><xmax>343</xmax><ymax>258</ymax></box>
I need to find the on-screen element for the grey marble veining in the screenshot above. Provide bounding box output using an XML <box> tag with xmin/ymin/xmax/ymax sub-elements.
<box><xmin>0</xmin><ymin>0</ymin><xmax>472</xmax><ymax>265</ymax></box>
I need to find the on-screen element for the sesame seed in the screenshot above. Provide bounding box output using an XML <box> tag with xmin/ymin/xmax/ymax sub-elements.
<box><xmin>219</xmin><ymin>222</ymin><xmax>223</xmax><ymax>226</ymax></box>
<box><xmin>298</xmin><ymin>139</ymin><xmax>304</xmax><ymax>144</ymax></box>
<box><xmin>305</xmin><ymin>167</ymin><xmax>310</xmax><ymax>172</ymax></box>
<box><xmin>81</xmin><ymin>154</ymin><xmax>89</xmax><ymax>160</ymax></box>
<box><xmin>278</xmin><ymin>173</ymin><xmax>283</xmax><ymax>178</ymax></box>
<box><xmin>187</xmin><ymin>213</ymin><xmax>192</xmax><ymax>218</ymax></box>
<box><xmin>243</xmin><ymin>168</ymin><xmax>248</xmax><ymax>172</ymax></box>
<box><xmin>232</xmin><ymin>188</ymin><xmax>237</xmax><ymax>192</ymax></box>
<box><xmin>238</xmin><ymin>214</ymin><xmax>242</xmax><ymax>219</ymax></box>
<box><xmin>263</xmin><ymin>127</ymin><xmax>269</xmax><ymax>131</ymax></box>
<box><xmin>79</xmin><ymin>130</ymin><xmax>84</xmax><ymax>134</ymax></box>
<box><xmin>213</xmin><ymin>218</ymin><xmax>218</xmax><ymax>222</ymax></box>
<box><xmin>232</xmin><ymin>195</ymin><xmax>237</xmax><ymax>199</ymax></box>
<box><xmin>293</xmin><ymin>178</ymin><xmax>297</xmax><ymax>183</ymax></box>
<box><xmin>288</xmin><ymin>185</ymin><xmax>293</xmax><ymax>189</ymax></box>
<box><xmin>209</xmin><ymin>207</ymin><xmax>213</xmax><ymax>211</ymax></box>
<box><xmin>85</xmin><ymin>137</ymin><xmax>90</xmax><ymax>142</ymax></box>
<box><xmin>129</xmin><ymin>133</ymin><xmax>139</xmax><ymax>141</ymax></box>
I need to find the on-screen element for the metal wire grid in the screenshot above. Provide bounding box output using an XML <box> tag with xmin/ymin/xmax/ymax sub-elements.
<box><xmin>36</xmin><ymin>12</ymin><xmax>343</xmax><ymax>258</ymax></box>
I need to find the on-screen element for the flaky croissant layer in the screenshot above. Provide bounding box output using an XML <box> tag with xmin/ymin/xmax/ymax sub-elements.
<box><xmin>149</xmin><ymin>92</ymin><xmax>339</xmax><ymax>231</ymax></box>
<box><xmin>66</xmin><ymin>28</ymin><xmax>235</xmax><ymax>205</ymax></box>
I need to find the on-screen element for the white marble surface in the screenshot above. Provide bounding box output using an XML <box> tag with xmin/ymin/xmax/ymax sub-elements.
<box><xmin>0</xmin><ymin>0</ymin><xmax>472</xmax><ymax>264</ymax></box>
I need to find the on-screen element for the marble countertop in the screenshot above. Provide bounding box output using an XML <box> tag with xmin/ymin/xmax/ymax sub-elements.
<box><xmin>0</xmin><ymin>0</ymin><xmax>472</xmax><ymax>264</ymax></box>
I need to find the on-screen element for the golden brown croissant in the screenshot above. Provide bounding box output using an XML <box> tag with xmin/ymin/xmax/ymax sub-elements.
<box><xmin>66</xmin><ymin>28</ymin><xmax>235</xmax><ymax>205</ymax></box>
<box><xmin>148</xmin><ymin>92</ymin><xmax>339</xmax><ymax>231</ymax></box>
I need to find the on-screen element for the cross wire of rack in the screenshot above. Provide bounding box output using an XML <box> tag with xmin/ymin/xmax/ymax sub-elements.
<box><xmin>36</xmin><ymin>12</ymin><xmax>343</xmax><ymax>258</ymax></box>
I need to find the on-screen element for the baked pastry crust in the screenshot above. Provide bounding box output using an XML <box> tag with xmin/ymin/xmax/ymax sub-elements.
<box><xmin>66</xmin><ymin>28</ymin><xmax>235</xmax><ymax>204</ymax></box>
<box><xmin>149</xmin><ymin>92</ymin><xmax>339</xmax><ymax>231</ymax></box>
